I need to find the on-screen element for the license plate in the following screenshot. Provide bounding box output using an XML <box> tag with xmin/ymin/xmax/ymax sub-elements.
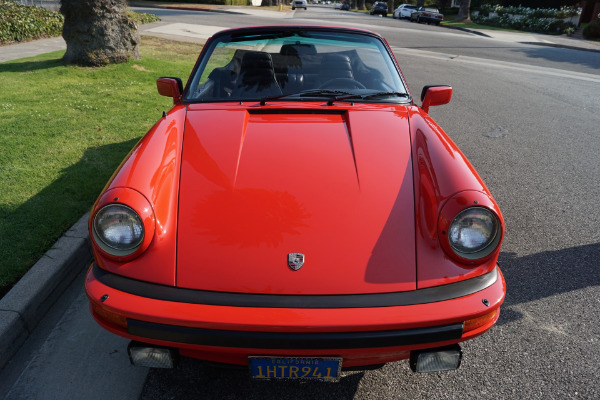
<box><xmin>249</xmin><ymin>357</ymin><xmax>342</xmax><ymax>382</ymax></box>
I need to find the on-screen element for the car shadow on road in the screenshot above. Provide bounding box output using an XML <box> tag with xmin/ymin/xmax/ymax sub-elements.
<box><xmin>508</xmin><ymin>45</ymin><xmax>600</xmax><ymax>71</ymax></box>
<box><xmin>497</xmin><ymin>242</ymin><xmax>600</xmax><ymax>325</ymax></box>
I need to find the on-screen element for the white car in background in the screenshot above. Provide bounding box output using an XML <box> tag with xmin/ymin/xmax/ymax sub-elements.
<box><xmin>393</xmin><ymin>4</ymin><xmax>417</xmax><ymax>19</ymax></box>
<box><xmin>292</xmin><ymin>0</ymin><xmax>308</xmax><ymax>10</ymax></box>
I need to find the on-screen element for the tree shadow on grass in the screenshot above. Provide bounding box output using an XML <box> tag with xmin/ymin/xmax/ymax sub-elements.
<box><xmin>0</xmin><ymin>138</ymin><xmax>140</xmax><ymax>297</ymax></box>
<box><xmin>0</xmin><ymin>57</ymin><xmax>65</xmax><ymax>74</ymax></box>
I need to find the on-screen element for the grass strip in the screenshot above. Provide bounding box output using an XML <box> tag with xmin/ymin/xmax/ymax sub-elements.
<box><xmin>441</xmin><ymin>20</ymin><xmax>523</xmax><ymax>32</ymax></box>
<box><xmin>0</xmin><ymin>37</ymin><xmax>201</xmax><ymax>296</ymax></box>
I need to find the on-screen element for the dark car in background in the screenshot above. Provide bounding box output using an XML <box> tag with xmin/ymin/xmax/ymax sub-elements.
<box><xmin>370</xmin><ymin>1</ymin><xmax>388</xmax><ymax>16</ymax></box>
<box><xmin>410</xmin><ymin>6</ymin><xmax>444</xmax><ymax>25</ymax></box>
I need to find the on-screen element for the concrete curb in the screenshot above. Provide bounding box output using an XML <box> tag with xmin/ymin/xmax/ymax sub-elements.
<box><xmin>441</xmin><ymin>25</ymin><xmax>600</xmax><ymax>53</ymax></box>
<box><xmin>442</xmin><ymin>24</ymin><xmax>492</xmax><ymax>38</ymax></box>
<box><xmin>519</xmin><ymin>40</ymin><xmax>600</xmax><ymax>54</ymax></box>
<box><xmin>0</xmin><ymin>213</ymin><xmax>92</xmax><ymax>372</ymax></box>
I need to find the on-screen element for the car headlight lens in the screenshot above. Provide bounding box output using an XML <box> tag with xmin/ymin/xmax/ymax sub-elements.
<box><xmin>93</xmin><ymin>204</ymin><xmax>144</xmax><ymax>255</ymax></box>
<box><xmin>448</xmin><ymin>207</ymin><xmax>499</xmax><ymax>259</ymax></box>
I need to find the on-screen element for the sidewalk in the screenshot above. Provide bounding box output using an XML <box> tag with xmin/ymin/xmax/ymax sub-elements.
<box><xmin>0</xmin><ymin>3</ymin><xmax>599</xmax><ymax>373</ymax></box>
<box><xmin>0</xmin><ymin>37</ymin><xmax>66</xmax><ymax>63</ymax></box>
<box><xmin>448</xmin><ymin>25</ymin><xmax>600</xmax><ymax>53</ymax></box>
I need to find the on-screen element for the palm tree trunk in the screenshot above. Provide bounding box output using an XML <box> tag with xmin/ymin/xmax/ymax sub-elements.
<box><xmin>60</xmin><ymin>0</ymin><xmax>140</xmax><ymax>67</ymax></box>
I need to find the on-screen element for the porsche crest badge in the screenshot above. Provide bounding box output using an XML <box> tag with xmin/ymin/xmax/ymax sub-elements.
<box><xmin>288</xmin><ymin>253</ymin><xmax>305</xmax><ymax>271</ymax></box>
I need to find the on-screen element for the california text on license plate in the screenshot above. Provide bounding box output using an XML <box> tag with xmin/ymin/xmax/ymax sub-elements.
<box><xmin>249</xmin><ymin>357</ymin><xmax>342</xmax><ymax>381</ymax></box>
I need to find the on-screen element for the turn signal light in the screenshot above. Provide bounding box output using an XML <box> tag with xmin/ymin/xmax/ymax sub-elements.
<box><xmin>464</xmin><ymin>308</ymin><xmax>499</xmax><ymax>333</ymax></box>
<box><xmin>92</xmin><ymin>303</ymin><xmax>128</xmax><ymax>329</ymax></box>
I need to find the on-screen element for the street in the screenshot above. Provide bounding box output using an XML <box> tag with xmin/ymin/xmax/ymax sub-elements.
<box><xmin>1</xmin><ymin>4</ymin><xmax>599</xmax><ymax>399</ymax></box>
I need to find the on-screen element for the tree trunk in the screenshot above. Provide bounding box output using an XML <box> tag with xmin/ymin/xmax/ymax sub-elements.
<box><xmin>437</xmin><ymin>0</ymin><xmax>448</xmax><ymax>13</ymax></box>
<box><xmin>455</xmin><ymin>0</ymin><xmax>472</xmax><ymax>23</ymax></box>
<box><xmin>358</xmin><ymin>0</ymin><xmax>365</xmax><ymax>11</ymax></box>
<box><xmin>416</xmin><ymin>0</ymin><xmax>425</xmax><ymax>8</ymax></box>
<box><xmin>60</xmin><ymin>0</ymin><xmax>140</xmax><ymax>67</ymax></box>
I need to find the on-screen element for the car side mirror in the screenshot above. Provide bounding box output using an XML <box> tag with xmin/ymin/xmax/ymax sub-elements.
<box><xmin>157</xmin><ymin>77</ymin><xmax>183</xmax><ymax>104</ymax></box>
<box><xmin>420</xmin><ymin>85</ymin><xmax>452</xmax><ymax>113</ymax></box>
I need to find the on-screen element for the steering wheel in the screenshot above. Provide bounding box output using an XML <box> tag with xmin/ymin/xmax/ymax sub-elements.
<box><xmin>319</xmin><ymin>78</ymin><xmax>366</xmax><ymax>90</ymax></box>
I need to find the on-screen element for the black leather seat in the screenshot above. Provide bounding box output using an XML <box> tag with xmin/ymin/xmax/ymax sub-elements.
<box><xmin>232</xmin><ymin>51</ymin><xmax>282</xmax><ymax>99</ymax></box>
<box><xmin>320</xmin><ymin>53</ymin><xmax>354</xmax><ymax>82</ymax></box>
<box><xmin>275</xmin><ymin>44</ymin><xmax>319</xmax><ymax>93</ymax></box>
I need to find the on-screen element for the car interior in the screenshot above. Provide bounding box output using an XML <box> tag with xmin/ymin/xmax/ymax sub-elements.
<box><xmin>191</xmin><ymin>42</ymin><xmax>389</xmax><ymax>101</ymax></box>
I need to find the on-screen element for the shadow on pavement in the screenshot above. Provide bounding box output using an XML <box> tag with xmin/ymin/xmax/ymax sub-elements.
<box><xmin>508</xmin><ymin>45</ymin><xmax>600</xmax><ymax>70</ymax></box>
<box><xmin>498</xmin><ymin>242</ymin><xmax>600</xmax><ymax>325</ymax></box>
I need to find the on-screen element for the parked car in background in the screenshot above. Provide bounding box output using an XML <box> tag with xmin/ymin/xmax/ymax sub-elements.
<box><xmin>393</xmin><ymin>4</ymin><xmax>417</xmax><ymax>19</ymax></box>
<box><xmin>370</xmin><ymin>1</ymin><xmax>388</xmax><ymax>16</ymax></box>
<box><xmin>341</xmin><ymin>2</ymin><xmax>349</xmax><ymax>10</ymax></box>
<box><xmin>292</xmin><ymin>0</ymin><xmax>308</xmax><ymax>10</ymax></box>
<box><xmin>86</xmin><ymin>25</ymin><xmax>506</xmax><ymax>378</ymax></box>
<box><xmin>410</xmin><ymin>6</ymin><xmax>444</xmax><ymax>25</ymax></box>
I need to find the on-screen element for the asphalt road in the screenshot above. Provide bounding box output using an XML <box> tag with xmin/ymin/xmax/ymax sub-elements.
<box><xmin>1</xmin><ymin>5</ymin><xmax>599</xmax><ymax>400</ymax></box>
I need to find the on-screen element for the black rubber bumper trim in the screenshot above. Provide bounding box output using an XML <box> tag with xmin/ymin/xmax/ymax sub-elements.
<box><xmin>92</xmin><ymin>264</ymin><xmax>498</xmax><ymax>309</ymax></box>
<box><xmin>127</xmin><ymin>319</ymin><xmax>464</xmax><ymax>349</ymax></box>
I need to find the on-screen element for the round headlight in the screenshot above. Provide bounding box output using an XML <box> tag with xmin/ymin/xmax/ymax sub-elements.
<box><xmin>93</xmin><ymin>204</ymin><xmax>144</xmax><ymax>256</ymax></box>
<box><xmin>448</xmin><ymin>207</ymin><xmax>499</xmax><ymax>259</ymax></box>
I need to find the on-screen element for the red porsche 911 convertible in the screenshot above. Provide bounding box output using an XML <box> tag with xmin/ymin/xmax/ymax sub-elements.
<box><xmin>85</xmin><ymin>25</ymin><xmax>505</xmax><ymax>380</ymax></box>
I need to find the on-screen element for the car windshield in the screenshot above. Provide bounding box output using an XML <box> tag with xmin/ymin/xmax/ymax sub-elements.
<box><xmin>184</xmin><ymin>28</ymin><xmax>409</xmax><ymax>104</ymax></box>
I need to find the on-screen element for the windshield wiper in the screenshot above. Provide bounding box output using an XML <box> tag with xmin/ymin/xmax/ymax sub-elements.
<box><xmin>258</xmin><ymin>90</ymin><xmax>408</xmax><ymax>106</ymax></box>
<box><xmin>299</xmin><ymin>89</ymin><xmax>356</xmax><ymax>98</ymax></box>
<box><xmin>329</xmin><ymin>91</ymin><xmax>409</xmax><ymax>103</ymax></box>
<box><xmin>258</xmin><ymin>89</ymin><xmax>355</xmax><ymax>105</ymax></box>
<box><xmin>320</xmin><ymin>91</ymin><xmax>409</xmax><ymax>106</ymax></box>
<box><xmin>359</xmin><ymin>91</ymin><xmax>410</xmax><ymax>100</ymax></box>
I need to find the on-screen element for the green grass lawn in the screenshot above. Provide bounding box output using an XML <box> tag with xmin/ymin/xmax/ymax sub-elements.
<box><xmin>0</xmin><ymin>37</ymin><xmax>201</xmax><ymax>296</ymax></box>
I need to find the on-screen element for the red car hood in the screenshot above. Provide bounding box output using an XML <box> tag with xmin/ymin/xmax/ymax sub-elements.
<box><xmin>176</xmin><ymin>104</ymin><xmax>416</xmax><ymax>294</ymax></box>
